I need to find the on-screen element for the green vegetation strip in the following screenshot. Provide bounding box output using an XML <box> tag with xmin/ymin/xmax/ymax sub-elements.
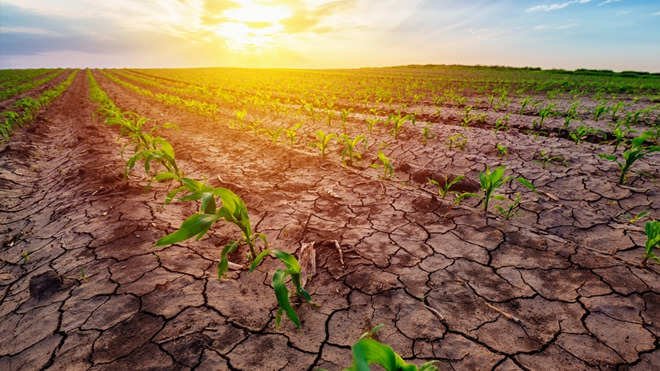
<box><xmin>0</xmin><ymin>68</ymin><xmax>56</xmax><ymax>90</ymax></box>
<box><xmin>0</xmin><ymin>69</ymin><xmax>65</xmax><ymax>100</ymax></box>
<box><xmin>1</xmin><ymin>69</ymin><xmax>77</xmax><ymax>141</ymax></box>
<box><xmin>99</xmin><ymin>69</ymin><xmax>218</xmax><ymax>116</ymax></box>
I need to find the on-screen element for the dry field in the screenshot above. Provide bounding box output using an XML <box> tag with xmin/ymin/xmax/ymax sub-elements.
<box><xmin>1</xmin><ymin>66</ymin><xmax>659</xmax><ymax>370</ymax></box>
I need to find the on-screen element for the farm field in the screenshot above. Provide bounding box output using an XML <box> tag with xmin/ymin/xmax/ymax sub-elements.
<box><xmin>1</xmin><ymin>65</ymin><xmax>660</xmax><ymax>370</ymax></box>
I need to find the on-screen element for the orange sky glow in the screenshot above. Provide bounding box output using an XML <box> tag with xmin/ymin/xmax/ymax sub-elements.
<box><xmin>1</xmin><ymin>0</ymin><xmax>659</xmax><ymax>71</ymax></box>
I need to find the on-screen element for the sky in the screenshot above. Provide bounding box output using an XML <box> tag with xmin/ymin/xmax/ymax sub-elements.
<box><xmin>0</xmin><ymin>0</ymin><xmax>659</xmax><ymax>71</ymax></box>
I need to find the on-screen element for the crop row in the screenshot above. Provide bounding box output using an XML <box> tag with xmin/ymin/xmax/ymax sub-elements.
<box><xmin>0</xmin><ymin>69</ymin><xmax>66</xmax><ymax>100</ymax></box>
<box><xmin>0</xmin><ymin>68</ymin><xmax>57</xmax><ymax>91</ymax></box>
<box><xmin>0</xmin><ymin>70</ymin><xmax>77</xmax><ymax>141</ymax></box>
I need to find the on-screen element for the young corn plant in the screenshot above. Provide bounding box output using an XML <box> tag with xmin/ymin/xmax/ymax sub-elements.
<box><xmin>496</xmin><ymin>143</ymin><xmax>508</xmax><ymax>158</ymax></box>
<box><xmin>535</xmin><ymin>149</ymin><xmax>567</xmax><ymax>169</ymax></box>
<box><xmin>462</xmin><ymin>106</ymin><xmax>474</xmax><ymax>128</ymax></box>
<box><xmin>643</xmin><ymin>220</ymin><xmax>660</xmax><ymax>265</ymax></box>
<box><xmin>622</xmin><ymin>211</ymin><xmax>650</xmax><ymax>224</ymax></box>
<box><xmin>389</xmin><ymin>113</ymin><xmax>413</xmax><ymax>139</ymax></box>
<box><xmin>340</xmin><ymin>108</ymin><xmax>353</xmax><ymax>133</ymax></box>
<box><xmin>495</xmin><ymin>193</ymin><xmax>523</xmax><ymax>220</ymax></box>
<box><xmin>447</xmin><ymin>133</ymin><xmax>467</xmax><ymax>151</ymax></box>
<box><xmin>494</xmin><ymin>114</ymin><xmax>510</xmax><ymax>133</ymax></box>
<box><xmin>285</xmin><ymin>123</ymin><xmax>302</xmax><ymax>147</ymax></box>
<box><xmin>422</xmin><ymin>124</ymin><xmax>435</xmax><ymax>145</ymax></box>
<box><xmin>371</xmin><ymin>150</ymin><xmax>394</xmax><ymax>179</ymax></box>
<box><xmin>309</xmin><ymin>130</ymin><xmax>336</xmax><ymax>158</ymax></box>
<box><xmin>456</xmin><ymin>166</ymin><xmax>535</xmax><ymax>213</ymax></box>
<box><xmin>233</xmin><ymin>109</ymin><xmax>247</xmax><ymax>129</ymax></box>
<box><xmin>339</xmin><ymin>134</ymin><xmax>367</xmax><ymax>166</ymax></box>
<box><xmin>599</xmin><ymin>134</ymin><xmax>660</xmax><ymax>184</ymax></box>
<box><xmin>532</xmin><ymin>103</ymin><xmax>555</xmax><ymax>130</ymax></box>
<box><xmin>570</xmin><ymin>125</ymin><xmax>594</xmax><ymax>145</ymax></box>
<box><xmin>155</xmin><ymin>179</ymin><xmax>267</xmax><ymax>266</ymax></box>
<box><xmin>249</xmin><ymin>250</ymin><xmax>314</xmax><ymax>328</ymax></box>
<box><xmin>428</xmin><ymin>175</ymin><xmax>464</xmax><ymax>199</ymax></box>
<box><xmin>318</xmin><ymin>325</ymin><xmax>439</xmax><ymax>371</ymax></box>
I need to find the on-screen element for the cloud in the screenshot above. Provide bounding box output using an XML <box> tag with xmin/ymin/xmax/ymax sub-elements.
<box><xmin>279</xmin><ymin>0</ymin><xmax>354</xmax><ymax>34</ymax></box>
<box><xmin>527</xmin><ymin>0</ymin><xmax>593</xmax><ymax>13</ymax></box>
<box><xmin>598</xmin><ymin>0</ymin><xmax>622</xmax><ymax>5</ymax></box>
<box><xmin>0</xmin><ymin>26</ymin><xmax>55</xmax><ymax>36</ymax></box>
<box><xmin>556</xmin><ymin>22</ymin><xmax>579</xmax><ymax>29</ymax></box>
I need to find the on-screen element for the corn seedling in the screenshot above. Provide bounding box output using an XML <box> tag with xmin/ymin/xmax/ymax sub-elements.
<box><xmin>428</xmin><ymin>175</ymin><xmax>464</xmax><ymax>199</ymax></box>
<box><xmin>593</xmin><ymin>102</ymin><xmax>609</xmax><ymax>121</ymax></box>
<box><xmin>519</xmin><ymin>96</ymin><xmax>532</xmax><ymax>114</ymax></box>
<box><xmin>496</xmin><ymin>143</ymin><xmax>508</xmax><ymax>158</ymax></box>
<box><xmin>447</xmin><ymin>133</ymin><xmax>467</xmax><ymax>151</ymax></box>
<box><xmin>495</xmin><ymin>193</ymin><xmax>523</xmax><ymax>220</ymax></box>
<box><xmin>622</xmin><ymin>211</ymin><xmax>650</xmax><ymax>224</ymax></box>
<box><xmin>80</xmin><ymin>268</ymin><xmax>87</xmax><ymax>283</ymax></box>
<box><xmin>422</xmin><ymin>124</ymin><xmax>435</xmax><ymax>145</ymax></box>
<box><xmin>303</xmin><ymin>101</ymin><xmax>318</xmax><ymax>124</ymax></box>
<box><xmin>233</xmin><ymin>109</ymin><xmax>247</xmax><ymax>129</ymax></box>
<box><xmin>599</xmin><ymin>134</ymin><xmax>660</xmax><ymax>184</ymax></box>
<box><xmin>643</xmin><ymin>220</ymin><xmax>660</xmax><ymax>265</ymax></box>
<box><xmin>318</xmin><ymin>325</ymin><xmax>439</xmax><ymax>371</ymax></box>
<box><xmin>462</xmin><ymin>105</ymin><xmax>474</xmax><ymax>128</ymax></box>
<box><xmin>371</xmin><ymin>150</ymin><xmax>394</xmax><ymax>179</ymax></box>
<box><xmin>533</xmin><ymin>103</ymin><xmax>555</xmax><ymax>130</ymax></box>
<box><xmin>569</xmin><ymin>125</ymin><xmax>594</xmax><ymax>145</ymax></box>
<box><xmin>388</xmin><ymin>113</ymin><xmax>413</xmax><ymax>139</ymax></box>
<box><xmin>456</xmin><ymin>166</ymin><xmax>535</xmax><ymax>212</ymax></box>
<box><xmin>340</xmin><ymin>108</ymin><xmax>353</xmax><ymax>132</ymax></box>
<box><xmin>494</xmin><ymin>113</ymin><xmax>510</xmax><ymax>133</ymax></box>
<box><xmin>366</xmin><ymin>118</ymin><xmax>379</xmax><ymax>134</ymax></box>
<box><xmin>339</xmin><ymin>134</ymin><xmax>366</xmax><ymax>166</ymax></box>
<box><xmin>535</xmin><ymin>149</ymin><xmax>567</xmax><ymax>168</ymax></box>
<box><xmin>285</xmin><ymin>123</ymin><xmax>302</xmax><ymax>147</ymax></box>
<box><xmin>156</xmin><ymin>179</ymin><xmax>267</xmax><ymax>263</ymax></box>
<box><xmin>309</xmin><ymin>130</ymin><xmax>336</xmax><ymax>158</ymax></box>
<box><xmin>249</xmin><ymin>250</ymin><xmax>314</xmax><ymax>328</ymax></box>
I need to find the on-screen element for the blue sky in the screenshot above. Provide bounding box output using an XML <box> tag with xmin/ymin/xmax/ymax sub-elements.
<box><xmin>1</xmin><ymin>0</ymin><xmax>659</xmax><ymax>71</ymax></box>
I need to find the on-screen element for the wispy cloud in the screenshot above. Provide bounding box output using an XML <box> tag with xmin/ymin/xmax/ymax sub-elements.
<box><xmin>0</xmin><ymin>26</ymin><xmax>55</xmax><ymax>35</ymax></box>
<box><xmin>557</xmin><ymin>22</ymin><xmax>579</xmax><ymax>29</ymax></box>
<box><xmin>599</xmin><ymin>0</ymin><xmax>622</xmax><ymax>6</ymax></box>
<box><xmin>653</xmin><ymin>11</ymin><xmax>660</xmax><ymax>16</ymax></box>
<box><xmin>527</xmin><ymin>0</ymin><xmax>592</xmax><ymax>13</ymax></box>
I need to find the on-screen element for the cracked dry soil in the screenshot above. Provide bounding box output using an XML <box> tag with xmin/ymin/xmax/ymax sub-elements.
<box><xmin>1</xmin><ymin>70</ymin><xmax>660</xmax><ymax>370</ymax></box>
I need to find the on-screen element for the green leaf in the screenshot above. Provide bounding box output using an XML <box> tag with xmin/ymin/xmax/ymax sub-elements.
<box><xmin>200</xmin><ymin>192</ymin><xmax>217</xmax><ymax>214</ymax></box>
<box><xmin>515</xmin><ymin>177</ymin><xmax>536</xmax><ymax>192</ymax></box>
<box><xmin>273</xmin><ymin>269</ymin><xmax>300</xmax><ymax>328</ymax></box>
<box><xmin>153</xmin><ymin>171</ymin><xmax>179</xmax><ymax>182</ymax></box>
<box><xmin>349</xmin><ymin>338</ymin><xmax>419</xmax><ymax>371</ymax></box>
<box><xmin>155</xmin><ymin>213</ymin><xmax>217</xmax><ymax>246</ymax></box>
<box><xmin>271</xmin><ymin>249</ymin><xmax>300</xmax><ymax>273</ymax></box>
<box><xmin>217</xmin><ymin>241</ymin><xmax>240</xmax><ymax>279</ymax></box>
<box><xmin>248</xmin><ymin>250</ymin><xmax>271</xmax><ymax>272</ymax></box>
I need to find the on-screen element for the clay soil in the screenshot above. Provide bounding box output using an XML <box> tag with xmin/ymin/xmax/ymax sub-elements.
<box><xmin>1</xmin><ymin>69</ymin><xmax>659</xmax><ymax>370</ymax></box>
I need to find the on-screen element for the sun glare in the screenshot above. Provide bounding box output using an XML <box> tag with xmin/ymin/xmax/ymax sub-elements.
<box><xmin>213</xmin><ymin>1</ymin><xmax>291</xmax><ymax>50</ymax></box>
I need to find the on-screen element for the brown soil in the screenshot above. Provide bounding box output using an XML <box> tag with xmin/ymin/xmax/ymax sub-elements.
<box><xmin>1</xmin><ymin>70</ymin><xmax>659</xmax><ymax>370</ymax></box>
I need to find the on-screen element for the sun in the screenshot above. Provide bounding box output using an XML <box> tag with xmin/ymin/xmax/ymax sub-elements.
<box><xmin>213</xmin><ymin>1</ymin><xmax>291</xmax><ymax>50</ymax></box>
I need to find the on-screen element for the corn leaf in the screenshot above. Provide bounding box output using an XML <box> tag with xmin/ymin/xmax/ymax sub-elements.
<box><xmin>273</xmin><ymin>269</ymin><xmax>300</xmax><ymax>328</ymax></box>
<box><xmin>155</xmin><ymin>212</ymin><xmax>217</xmax><ymax>246</ymax></box>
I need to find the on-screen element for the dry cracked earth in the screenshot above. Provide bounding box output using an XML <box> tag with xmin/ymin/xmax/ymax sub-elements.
<box><xmin>1</xmin><ymin>70</ymin><xmax>659</xmax><ymax>370</ymax></box>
